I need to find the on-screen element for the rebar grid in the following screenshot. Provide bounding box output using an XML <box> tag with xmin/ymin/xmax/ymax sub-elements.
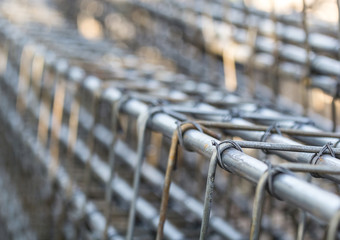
<box><xmin>62</xmin><ymin>0</ymin><xmax>340</xmax><ymax>129</ymax></box>
<box><xmin>0</xmin><ymin>0</ymin><xmax>339</xmax><ymax>240</ymax></box>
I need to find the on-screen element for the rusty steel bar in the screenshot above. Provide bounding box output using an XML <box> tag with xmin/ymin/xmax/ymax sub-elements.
<box><xmin>156</xmin><ymin>122</ymin><xmax>219</xmax><ymax>240</ymax></box>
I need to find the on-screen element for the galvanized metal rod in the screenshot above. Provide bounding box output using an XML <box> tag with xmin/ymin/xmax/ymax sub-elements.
<box><xmin>79</xmin><ymin>92</ymin><xmax>245</xmax><ymax>239</ymax></box>
<box><xmin>227</xmin><ymin>121</ymin><xmax>340</xmax><ymax>184</ymax></box>
<box><xmin>126</xmin><ymin>108</ymin><xmax>161</xmax><ymax>240</ymax></box>
<box><xmin>214</xmin><ymin>140</ymin><xmax>340</xmax><ymax>155</ymax></box>
<box><xmin>199</xmin><ymin>140</ymin><xmax>245</xmax><ymax>240</ymax></box>
<box><xmin>114</xmin><ymin>94</ymin><xmax>340</xmax><ymax>222</ymax></box>
<box><xmin>251</xmin><ymin>164</ymin><xmax>340</xmax><ymax>240</ymax></box>
<box><xmin>64</xmin><ymin>93</ymin><xmax>265</xmax><ymax>239</ymax></box>
<box><xmin>189</xmin><ymin>103</ymin><xmax>340</xmax><ymax>184</ymax></box>
<box><xmin>196</xmin><ymin>120</ymin><xmax>340</xmax><ymax>138</ymax></box>
<box><xmin>251</xmin><ymin>108</ymin><xmax>338</xmax><ymax>146</ymax></box>
<box><xmin>327</xmin><ymin>210</ymin><xmax>340</xmax><ymax>240</ymax></box>
<box><xmin>200</xmin><ymin>150</ymin><xmax>218</xmax><ymax>240</ymax></box>
<box><xmin>280</xmin><ymin>163</ymin><xmax>340</xmax><ymax>174</ymax></box>
<box><xmin>103</xmin><ymin>99</ymin><xmax>120</xmax><ymax>239</ymax></box>
<box><xmin>167</xmin><ymin>106</ymin><xmax>310</xmax><ymax>123</ymax></box>
<box><xmin>156</xmin><ymin>123</ymin><xmax>219</xmax><ymax>240</ymax></box>
<box><xmin>64</xmin><ymin>67</ymin><xmax>340</xmax><ymax>231</ymax></box>
<box><xmin>190</xmin><ymin>100</ymin><xmax>333</xmax><ymax>149</ymax></box>
<box><xmin>250</xmin><ymin>169</ymin><xmax>269</xmax><ymax>240</ymax></box>
<box><xmin>296</xmin><ymin>175</ymin><xmax>310</xmax><ymax>240</ymax></box>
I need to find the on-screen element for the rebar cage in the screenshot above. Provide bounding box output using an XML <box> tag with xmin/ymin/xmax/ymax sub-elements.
<box><xmin>0</xmin><ymin>0</ymin><xmax>340</xmax><ymax>239</ymax></box>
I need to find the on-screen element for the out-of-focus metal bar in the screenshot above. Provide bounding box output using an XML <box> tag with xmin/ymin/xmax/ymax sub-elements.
<box><xmin>105</xmin><ymin>0</ymin><xmax>340</xmax><ymax>96</ymax></box>
<box><xmin>2</xmin><ymin>53</ymin><xmax>187</xmax><ymax>239</ymax></box>
<box><xmin>301</xmin><ymin>0</ymin><xmax>311</xmax><ymax>115</ymax></box>
<box><xmin>0</xmin><ymin>79</ymin><xmax>124</xmax><ymax>240</ymax></box>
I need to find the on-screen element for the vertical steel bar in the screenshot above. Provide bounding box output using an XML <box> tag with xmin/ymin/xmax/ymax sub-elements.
<box><xmin>49</xmin><ymin>73</ymin><xmax>66</xmax><ymax>178</ymax></box>
<box><xmin>16</xmin><ymin>44</ymin><xmax>34</xmax><ymax>113</ymax></box>
<box><xmin>270</xmin><ymin>0</ymin><xmax>280</xmax><ymax>104</ymax></box>
<box><xmin>156</xmin><ymin>123</ymin><xmax>218</xmax><ymax>240</ymax></box>
<box><xmin>126</xmin><ymin>109</ymin><xmax>157</xmax><ymax>240</ymax></box>
<box><xmin>327</xmin><ymin>211</ymin><xmax>340</xmax><ymax>240</ymax></box>
<box><xmin>104</xmin><ymin>97</ymin><xmax>122</xmax><ymax>239</ymax></box>
<box><xmin>66</xmin><ymin>80</ymin><xmax>81</xmax><ymax>162</ymax></box>
<box><xmin>83</xmin><ymin>89</ymin><xmax>101</xmax><ymax>197</ymax></box>
<box><xmin>250</xmin><ymin>171</ymin><xmax>269</xmax><ymax>240</ymax></box>
<box><xmin>332</xmin><ymin>0</ymin><xmax>340</xmax><ymax>132</ymax></box>
<box><xmin>302</xmin><ymin>0</ymin><xmax>311</xmax><ymax>116</ymax></box>
<box><xmin>296</xmin><ymin>174</ymin><xmax>311</xmax><ymax>240</ymax></box>
<box><xmin>37</xmin><ymin>59</ymin><xmax>55</xmax><ymax>147</ymax></box>
<box><xmin>199</xmin><ymin>148</ymin><xmax>218</xmax><ymax>240</ymax></box>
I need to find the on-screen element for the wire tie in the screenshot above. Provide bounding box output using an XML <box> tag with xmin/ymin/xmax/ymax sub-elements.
<box><xmin>265</xmin><ymin>161</ymin><xmax>293</xmax><ymax>200</ymax></box>
<box><xmin>176</xmin><ymin>120</ymin><xmax>203</xmax><ymax>147</ymax></box>
<box><xmin>260</xmin><ymin>122</ymin><xmax>282</xmax><ymax>153</ymax></box>
<box><xmin>212</xmin><ymin>139</ymin><xmax>243</xmax><ymax>172</ymax></box>
<box><xmin>310</xmin><ymin>142</ymin><xmax>335</xmax><ymax>178</ymax></box>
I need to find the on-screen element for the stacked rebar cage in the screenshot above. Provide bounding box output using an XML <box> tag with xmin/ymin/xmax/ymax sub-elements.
<box><xmin>1</xmin><ymin>0</ymin><xmax>340</xmax><ymax>239</ymax></box>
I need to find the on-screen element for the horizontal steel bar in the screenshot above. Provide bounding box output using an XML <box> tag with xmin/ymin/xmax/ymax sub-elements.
<box><xmin>217</xmin><ymin>140</ymin><xmax>340</xmax><ymax>155</ymax></box>
<box><xmin>99</xmin><ymin>88</ymin><xmax>340</xmax><ymax>222</ymax></box>
<box><xmin>197</xmin><ymin>120</ymin><xmax>340</xmax><ymax>139</ymax></box>
<box><xmin>192</xmin><ymin>103</ymin><xmax>340</xmax><ymax>184</ymax></box>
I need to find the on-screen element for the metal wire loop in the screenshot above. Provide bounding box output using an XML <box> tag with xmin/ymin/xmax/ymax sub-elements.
<box><xmin>249</xmin><ymin>164</ymin><xmax>292</xmax><ymax>239</ymax></box>
<box><xmin>261</xmin><ymin>122</ymin><xmax>282</xmax><ymax>142</ymax></box>
<box><xmin>117</xmin><ymin>94</ymin><xmax>188</xmax><ymax>132</ymax></box>
<box><xmin>266</xmin><ymin>162</ymin><xmax>293</xmax><ymax>200</ymax></box>
<box><xmin>211</xmin><ymin>139</ymin><xmax>244</xmax><ymax>172</ymax></box>
<box><xmin>176</xmin><ymin>120</ymin><xmax>203</xmax><ymax>147</ymax></box>
<box><xmin>310</xmin><ymin>142</ymin><xmax>336</xmax><ymax>178</ymax></box>
<box><xmin>137</xmin><ymin>105</ymin><xmax>187</xmax><ymax>135</ymax></box>
<box><xmin>260</xmin><ymin>122</ymin><xmax>282</xmax><ymax>153</ymax></box>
